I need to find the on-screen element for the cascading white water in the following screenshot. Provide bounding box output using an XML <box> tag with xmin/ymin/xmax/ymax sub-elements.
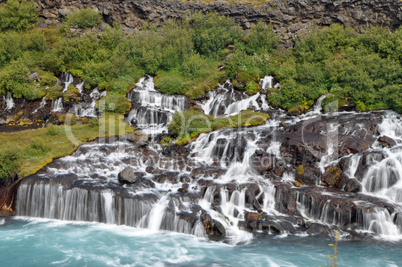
<box><xmin>198</xmin><ymin>79</ymin><xmax>271</xmax><ymax>117</ymax></box>
<box><xmin>126</xmin><ymin>76</ymin><xmax>188</xmax><ymax>133</ymax></box>
<box><xmin>73</xmin><ymin>88</ymin><xmax>106</xmax><ymax>117</ymax></box>
<box><xmin>3</xmin><ymin>91</ymin><xmax>14</xmax><ymax>111</ymax></box>
<box><xmin>360</xmin><ymin>112</ymin><xmax>402</xmax><ymax>203</ymax></box>
<box><xmin>76</xmin><ymin>81</ymin><xmax>85</xmax><ymax>94</ymax></box>
<box><xmin>33</xmin><ymin>96</ymin><xmax>46</xmax><ymax>113</ymax></box>
<box><xmin>62</xmin><ymin>72</ymin><xmax>74</xmax><ymax>93</ymax></box>
<box><xmin>51</xmin><ymin>98</ymin><xmax>64</xmax><ymax>113</ymax></box>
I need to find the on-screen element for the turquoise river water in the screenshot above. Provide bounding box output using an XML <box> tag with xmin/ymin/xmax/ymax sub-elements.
<box><xmin>0</xmin><ymin>217</ymin><xmax>401</xmax><ymax>267</ymax></box>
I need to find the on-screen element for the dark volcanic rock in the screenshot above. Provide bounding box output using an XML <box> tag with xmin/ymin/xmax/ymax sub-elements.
<box><xmin>118</xmin><ymin>167</ymin><xmax>136</xmax><ymax>184</ymax></box>
<box><xmin>344</xmin><ymin>178</ymin><xmax>362</xmax><ymax>193</ymax></box>
<box><xmin>378</xmin><ymin>135</ymin><xmax>397</xmax><ymax>148</ymax></box>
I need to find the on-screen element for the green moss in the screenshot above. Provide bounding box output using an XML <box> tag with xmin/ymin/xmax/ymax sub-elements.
<box><xmin>0</xmin><ymin>114</ymin><xmax>133</xmax><ymax>179</ymax></box>
<box><xmin>161</xmin><ymin>136</ymin><xmax>173</xmax><ymax>146</ymax></box>
<box><xmin>63</xmin><ymin>85</ymin><xmax>80</xmax><ymax>102</ymax></box>
<box><xmin>245</xmin><ymin>81</ymin><xmax>259</xmax><ymax>95</ymax></box>
<box><xmin>296</xmin><ymin>165</ymin><xmax>304</xmax><ymax>175</ymax></box>
<box><xmin>168</xmin><ymin>108</ymin><xmax>269</xmax><ymax>145</ymax></box>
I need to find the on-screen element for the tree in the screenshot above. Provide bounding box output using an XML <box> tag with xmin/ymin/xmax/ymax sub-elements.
<box><xmin>0</xmin><ymin>0</ymin><xmax>38</xmax><ymax>31</ymax></box>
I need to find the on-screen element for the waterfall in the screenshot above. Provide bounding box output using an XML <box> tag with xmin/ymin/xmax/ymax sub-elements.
<box><xmin>76</xmin><ymin>81</ymin><xmax>85</xmax><ymax>94</ymax></box>
<box><xmin>3</xmin><ymin>91</ymin><xmax>14</xmax><ymax>111</ymax></box>
<box><xmin>73</xmin><ymin>88</ymin><xmax>106</xmax><ymax>117</ymax></box>
<box><xmin>198</xmin><ymin>79</ymin><xmax>271</xmax><ymax>117</ymax></box>
<box><xmin>61</xmin><ymin>72</ymin><xmax>74</xmax><ymax>93</ymax></box>
<box><xmin>360</xmin><ymin>112</ymin><xmax>402</xmax><ymax>203</ymax></box>
<box><xmin>33</xmin><ymin>96</ymin><xmax>46</xmax><ymax>113</ymax></box>
<box><xmin>51</xmin><ymin>98</ymin><xmax>64</xmax><ymax>113</ymax></box>
<box><xmin>126</xmin><ymin>76</ymin><xmax>188</xmax><ymax>133</ymax></box>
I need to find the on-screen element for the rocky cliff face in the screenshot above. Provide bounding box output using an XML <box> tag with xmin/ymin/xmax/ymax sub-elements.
<box><xmin>33</xmin><ymin>0</ymin><xmax>402</xmax><ymax>39</ymax></box>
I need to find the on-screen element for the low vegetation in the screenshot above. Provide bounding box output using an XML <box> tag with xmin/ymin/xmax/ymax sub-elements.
<box><xmin>0</xmin><ymin>114</ymin><xmax>133</xmax><ymax>180</ymax></box>
<box><xmin>0</xmin><ymin>0</ymin><xmax>400</xmax><ymax>113</ymax></box>
<box><xmin>168</xmin><ymin>108</ymin><xmax>269</xmax><ymax>145</ymax></box>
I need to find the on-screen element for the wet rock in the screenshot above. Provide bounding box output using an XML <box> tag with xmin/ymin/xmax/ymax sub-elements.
<box><xmin>305</xmin><ymin>223</ymin><xmax>331</xmax><ymax>236</ymax></box>
<box><xmin>153</xmin><ymin>171</ymin><xmax>179</xmax><ymax>184</ymax></box>
<box><xmin>121</xmin><ymin>132</ymin><xmax>148</xmax><ymax>146</ymax></box>
<box><xmin>296</xmin><ymin>165</ymin><xmax>320</xmax><ymax>185</ymax></box>
<box><xmin>322</xmin><ymin>166</ymin><xmax>343</xmax><ymax>188</ymax></box>
<box><xmin>344</xmin><ymin>178</ymin><xmax>362</xmax><ymax>193</ymax></box>
<box><xmin>117</xmin><ymin>167</ymin><xmax>136</xmax><ymax>184</ymax></box>
<box><xmin>136</xmin><ymin>178</ymin><xmax>155</xmax><ymax>188</ymax></box>
<box><xmin>250</xmin><ymin>150</ymin><xmax>274</xmax><ymax>175</ymax></box>
<box><xmin>378</xmin><ymin>136</ymin><xmax>396</xmax><ymax>148</ymax></box>
<box><xmin>177</xmin><ymin>183</ymin><xmax>189</xmax><ymax>193</ymax></box>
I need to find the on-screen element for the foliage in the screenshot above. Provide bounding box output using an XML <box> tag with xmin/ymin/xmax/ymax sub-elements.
<box><xmin>160</xmin><ymin>136</ymin><xmax>173</xmax><ymax>146</ymax></box>
<box><xmin>0</xmin><ymin>0</ymin><xmax>38</xmax><ymax>31</ymax></box>
<box><xmin>65</xmin><ymin>8</ymin><xmax>102</xmax><ymax>29</ymax></box>
<box><xmin>0</xmin><ymin>6</ymin><xmax>400</xmax><ymax>114</ymax></box>
<box><xmin>96</xmin><ymin>93</ymin><xmax>131</xmax><ymax>114</ymax></box>
<box><xmin>191</xmin><ymin>13</ymin><xmax>242</xmax><ymax>56</ymax></box>
<box><xmin>168</xmin><ymin>108</ymin><xmax>269</xmax><ymax>145</ymax></box>
<box><xmin>0</xmin><ymin>150</ymin><xmax>19</xmax><ymax>182</ymax></box>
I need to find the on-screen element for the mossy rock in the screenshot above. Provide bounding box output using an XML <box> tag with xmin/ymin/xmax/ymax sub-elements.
<box><xmin>19</xmin><ymin>118</ymin><xmax>33</xmax><ymax>126</ymax></box>
<box><xmin>64</xmin><ymin>85</ymin><xmax>80</xmax><ymax>102</ymax></box>
<box><xmin>161</xmin><ymin>137</ymin><xmax>173</xmax><ymax>146</ymax></box>
<box><xmin>323</xmin><ymin>166</ymin><xmax>342</xmax><ymax>187</ymax></box>
<box><xmin>288</xmin><ymin>105</ymin><xmax>308</xmax><ymax>115</ymax></box>
<box><xmin>296</xmin><ymin>165</ymin><xmax>304</xmax><ymax>175</ymax></box>
<box><xmin>245</xmin><ymin>81</ymin><xmax>259</xmax><ymax>95</ymax></box>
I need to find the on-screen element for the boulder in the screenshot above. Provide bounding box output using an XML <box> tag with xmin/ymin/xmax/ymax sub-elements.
<box><xmin>344</xmin><ymin>179</ymin><xmax>362</xmax><ymax>193</ymax></box>
<box><xmin>117</xmin><ymin>167</ymin><xmax>136</xmax><ymax>184</ymax></box>
<box><xmin>121</xmin><ymin>132</ymin><xmax>148</xmax><ymax>146</ymax></box>
<box><xmin>322</xmin><ymin>166</ymin><xmax>343</xmax><ymax>188</ymax></box>
<box><xmin>27</xmin><ymin>71</ymin><xmax>39</xmax><ymax>81</ymax></box>
<box><xmin>378</xmin><ymin>136</ymin><xmax>397</xmax><ymax>148</ymax></box>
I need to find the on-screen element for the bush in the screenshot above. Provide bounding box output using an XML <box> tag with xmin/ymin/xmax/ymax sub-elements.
<box><xmin>245</xmin><ymin>81</ymin><xmax>259</xmax><ymax>95</ymax></box>
<box><xmin>66</xmin><ymin>8</ymin><xmax>102</xmax><ymax>29</ymax></box>
<box><xmin>29</xmin><ymin>139</ymin><xmax>49</xmax><ymax>154</ymax></box>
<box><xmin>46</xmin><ymin>124</ymin><xmax>60</xmax><ymax>136</ymax></box>
<box><xmin>191</xmin><ymin>12</ymin><xmax>242</xmax><ymax>56</ymax></box>
<box><xmin>0</xmin><ymin>0</ymin><xmax>38</xmax><ymax>31</ymax></box>
<box><xmin>0</xmin><ymin>150</ymin><xmax>19</xmax><ymax>182</ymax></box>
<box><xmin>96</xmin><ymin>93</ymin><xmax>131</xmax><ymax>114</ymax></box>
<box><xmin>155</xmin><ymin>74</ymin><xmax>187</xmax><ymax>95</ymax></box>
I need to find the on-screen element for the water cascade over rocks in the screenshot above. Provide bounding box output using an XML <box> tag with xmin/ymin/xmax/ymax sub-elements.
<box><xmin>3</xmin><ymin>92</ymin><xmax>15</xmax><ymax>111</ymax></box>
<box><xmin>0</xmin><ymin>72</ymin><xmax>108</xmax><ymax>128</ymax></box>
<box><xmin>126</xmin><ymin>75</ymin><xmax>190</xmax><ymax>133</ymax></box>
<box><xmin>13</xmin><ymin>76</ymin><xmax>402</xmax><ymax>243</ymax></box>
<box><xmin>198</xmin><ymin>78</ymin><xmax>272</xmax><ymax>117</ymax></box>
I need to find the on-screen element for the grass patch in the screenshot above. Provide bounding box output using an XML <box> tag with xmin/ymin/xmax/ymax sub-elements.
<box><xmin>0</xmin><ymin>114</ymin><xmax>133</xmax><ymax>179</ymax></box>
<box><xmin>168</xmin><ymin>108</ymin><xmax>269</xmax><ymax>145</ymax></box>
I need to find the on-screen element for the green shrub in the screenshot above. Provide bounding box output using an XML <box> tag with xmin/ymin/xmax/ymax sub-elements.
<box><xmin>63</xmin><ymin>85</ymin><xmax>80</xmax><ymax>102</ymax></box>
<box><xmin>0</xmin><ymin>150</ymin><xmax>19</xmax><ymax>182</ymax></box>
<box><xmin>96</xmin><ymin>93</ymin><xmax>131</xmax><ymax>114</ymax></box>
<box><xmin>0</xmin><ymin>0</ymin><xmax>38</xmax><ymax>31</ymax></box>
<box><xmin>155</xmin><ymin>74</ymin><xmax>187</xmax><ymax>95</ymax></box>
<box><xmin>29</xmin><ymin>139</ymin><xmax>50</xmax><ymax>154</ymax></box>
<box><xmin>191</xmin><ymin>12</ymin><xmax>242</xmax><ymax>56</ymax></box>
<box><xmin>245</xmin><ymin>81</ymin><xmax>259</xmax><ymax>95</ymax></box>
<box><xmin>66</xmin><ymin>8</ymin><xmax>102</xmax><ymax>29</ymax></box>
<box><xmin>46</xmin><ymin>124</ymin><xmax>60</xmax><ymax>136</ymax></box>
